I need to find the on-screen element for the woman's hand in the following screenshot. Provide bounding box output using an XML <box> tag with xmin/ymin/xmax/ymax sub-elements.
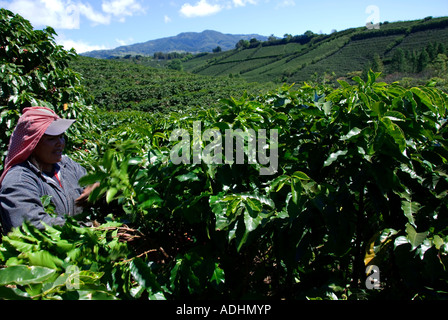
<box><xmin>75</xmin><ymin>182</ymin><xmax>100</xmax><ymax>206</ymax></box>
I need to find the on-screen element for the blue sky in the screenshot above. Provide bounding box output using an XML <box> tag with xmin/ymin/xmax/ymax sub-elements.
<box><xmin>1</xmin><ymin>0</ymin><xmax>447</xmax><ymax>53</ymax></box>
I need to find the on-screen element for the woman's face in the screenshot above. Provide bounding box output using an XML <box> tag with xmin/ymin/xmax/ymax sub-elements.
<box><xmin>32</xmin><ymin>134</ymin><xmax>65</xmax><ymax>171</ymax></box>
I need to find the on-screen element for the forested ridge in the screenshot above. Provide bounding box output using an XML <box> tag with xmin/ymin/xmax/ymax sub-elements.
<box><xmin>111</xmin><ymin>16</ymin><xmax>448</xmax><ymax>87</ymax></box>
<box><xmin>184</xmin><ymin>16</ymin><xmax>448</xmax><ymax>84</ymax></box>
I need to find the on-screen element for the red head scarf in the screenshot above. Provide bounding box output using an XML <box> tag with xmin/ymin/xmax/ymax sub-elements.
<box><xmin>0</xmin><ymin>107</ymin><xmax>59</xmax><ymax>186</ymax></box>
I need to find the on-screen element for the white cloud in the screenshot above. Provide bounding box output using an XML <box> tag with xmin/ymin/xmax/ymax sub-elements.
<box><xmin>57</xmin><ymin>38</ymin><xmax>109</xmax><ymax>53</ymax></box>
<box><xmin>232</xmin><ymin>0</ymin><xmax>257</xmax><ymax>7</ymax></box>
<box><xmin>164</xmin><ymin>15</ymin><xmax>172</xmax><ymax>23</ymax></box>
<box><xmin>180</xmin><ymin>0</ymin><xmax>222</xmax><ymax>18</ymax></box>
<box><xmin>78</xmin><ymin>2</ymin><xmax>111</xmax><ymax>25</ymax></box>
<box><xmin>102</xmin><ymin>0</ymin><xmax>144</xmax><ymax>19</ymax></box>
<box><xmin>2</xmin><ymin>0</ymin><xmax>144</xmax><ymax>29</ymax></box>
<box><xmin>6</xmin><ymin>0</ymin><xmax>82</xmax><ymax>28</ymax></box>
<box><xmin>276</xmin><ymin>0</ymin><xmax>295</xmax><ymax>8</ymax></box>
<box><xmin>115</xmin><ymin>37</ymin><xmax>134</xmax><ymax>46</ymax></box>
<box><xmin>179</xmin><ymin>0</ymin><xmax>259</xmax><ymax>18</ymax></box>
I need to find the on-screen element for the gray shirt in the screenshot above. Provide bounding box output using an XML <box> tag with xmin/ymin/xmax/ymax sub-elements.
<box><xmin>0</xmin><ymin>155</ymin><xmax>86</xmax><ymax>233</ymax></box>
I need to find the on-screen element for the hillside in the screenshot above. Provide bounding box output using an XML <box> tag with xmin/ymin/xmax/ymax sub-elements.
<box><xmin>72</xmin><ymin>16</ymin><xmax>448</xmax><ymax>114</ymax></box>
<box><xmin>70</xmin><ymin>55</ymin><xmax>274</xmax><ymax>113</ymax></box>
<box><xmin>82</xmin><ymin>30</ymin><xmax>268</xmax><ymax>59</ymax></box>
<box><xmin>179</xmin><ymin>17</ymin><xmax>448</xmax><ymax>84</ymax></box>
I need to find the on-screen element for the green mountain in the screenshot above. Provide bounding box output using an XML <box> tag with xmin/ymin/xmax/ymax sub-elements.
<box><xmin>180</xmin><ymin>17</ymin><xmax>448</xmax><ymax>84</ymax></box>
<box><xmin>81</xmin><ymin>30</ymin><xmax>268</xmax><ymax>59</ymax></box>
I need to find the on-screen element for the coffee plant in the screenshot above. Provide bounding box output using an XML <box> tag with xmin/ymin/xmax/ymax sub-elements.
<box><xmin>1</xmin><ymin>9</ymin><xmax>448</xmax><ymax>300</ymax></box>
<box><xmin>0</xmin><ymin>8</ymin><xmax>95</xmax><ymax>171</ymax></box>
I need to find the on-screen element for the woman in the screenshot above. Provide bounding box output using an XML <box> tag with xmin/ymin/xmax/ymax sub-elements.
<box><xmin>0</xmin><ymin>106</ymin><xmax>95</xmax><ymax>234</ymax></box>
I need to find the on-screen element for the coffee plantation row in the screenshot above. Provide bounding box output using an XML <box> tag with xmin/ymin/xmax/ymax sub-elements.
<box><xmin>1</xmin><ymin>9</ymin><xmax>448</xmax><ymax>300</ymax></box>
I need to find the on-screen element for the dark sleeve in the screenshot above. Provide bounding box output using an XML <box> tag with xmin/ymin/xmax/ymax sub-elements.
<box><xmin>0</xmin><ymin>171</ymin><xmax>66</xmax><ymax>234</ymax></box>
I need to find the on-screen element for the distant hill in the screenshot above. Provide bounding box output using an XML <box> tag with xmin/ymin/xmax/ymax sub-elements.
<box><xmin>178</xmin><ymin>16</ymin><xmax>448</xmax><ymax>84</ymax></box>
<box><xmin>69</xmin><ymin>55</ymin><xmax>274</xmax><ymax>113</ymax></box>
<box><xmin>81</xmin><ymin>30</ymin><xmax>269</xmax><ymax>58</ymax></box>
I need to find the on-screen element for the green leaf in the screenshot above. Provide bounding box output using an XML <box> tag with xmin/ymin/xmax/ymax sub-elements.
<box><xmin>365</xmin><ymin>229</ymin><xmax>398</xmax><ymax>265</ymax></box>
<box><xmin>175</xmin><ymin>172</ymin><xmax>200</xmax><ymax>182</ymax></box>
<box><xmin>138</xmin><ymin>192</ymin><xmax>163</xmax><ymax>210</ymax></box>
<box><xmin>102</xmin><ymin>149</ymin><xmax>116</xmax><ymax>171</ymax></box>
<box><xmin>210</xmin><ymin>263</ymin><xmax>225</xmax><ymax>287</ymax></box>
<box><xmin>106</xmin><ymin>187</ymin><xmax>118</xmax><ymax>203</ymax></box>
<box><xmin>401</xmin><ymin>201</ymin><xmax>421</xmax><ymax>227</ymax></box>
<box><xmin>322</xmin><ymin>101</ymin><xmax>332</xmax><ymax>116</ymax></box>
<box><xmin>383</xmin><ymin>111</ymin><xmax>406</xmax><ymax>122</ymax></box>
<box><xmin>129</xmin><ymin>258</ymin><xmax>163</xmax><ymax>297</ymax></box>
<box><xmin>215</xmin><ymin>213</ymin><xmax>230</xmax><ymax>231</ymax></box>
<box><xmin>433</xmin><ymin>235</ymin><xmax>445</xmax><ymax>250</ymax></box>
<box><xmin>340</xmin><ymin>127</ymin><xmax>362</xmax><ymax>141</ymax></box>
<box><xmin>358</xmin><ymin>92</ymin><xmax>371</xmax><ymax>109</ymax></box>
<box><xmin>76</xmin><ymin>289</ymin><xmax>118</xmax><ymax>300</ymax></box>
<box><xmin>370</xmin><ymin>101</ymin><xmax>386</xmax><ymax>117</ymax></box>
<box><xmin>352</xmin><ymin>76</ymin><xmax>365</xmax><ymax>87</ymax></box>
<box><xmin>229</xmin><ymin>198</ymin><xmax>243</xmax><ymax>215</ymax></box>
<box><xmin>268</xmin><ymin>175</ymin><xmax>289</xmax><ymax>192</ymax></box>
<box><xmin>410</xmin><ymin>87</ymin><xmax>436</xmax><ymax>113</ymax></box>
<box><xmin>0</xmin><ymin>285</ymin><xmax>30</xmax><ymax>300</ymax></box>
<box><xmin>394</xmin><ymin>235</ymin><xmax>409</xmax><ymax>248</ymax></box>
<box><xmin>315</xmin><ymin>100</ymin><xmax>332</xmax><ymax>116</ymax></box>
<box><xmin>243</xmin><ymin>207</ymin><xmax>261</xmax><ymax>233</ymax></box>
<box><xmin>245</xmin><ymin>197</ymin><xmax>262</xmax><ymax>214</ymax></box>
<box><xmin>0</xmin><ymin>266</ymin><xmax>57</xmax><ymax>286</ymax></box>
<box><xmin>291</xmin><ymin>177</ymin><xmax>302</xmax><ymax>205</ymax></box>
<box><xmin>337</xmin><ymin>79</ymin><xmax>351</xmax><ymax>89</ymax></box>
<box><xmin>78</xmin><ymin>172</ymin><xmax>106</xmax><ymax>186</ymax></box>
<box><xmin>235</xmin><ymin>219</ymin><xmax>248</xmax><ymax>253</ymax></box>
<box><xmin>243</xmin><ymin>193</ymin><xmax>275</xmax><ymax>209</ymax></box>
<box><xmin>324</xmin><ymin>150</ymin><xmax>348</xmax><ymax>167</ymax></box>
<box><xmin>405</xmin><ymin>223</ymin><xmax>428</xmax><ymax>250</ymax></box>
<box><xmin>25</xmin><ymin>251</ymin><xmax>64</xmax><ymax>270</ymax></box>
<box><xmin>291</xmin><ymin>171</ymin><xmax>311</xmax><ymax>181</ymax></box>
<box><xmin>3</xmin><ymin>239</ymin><xmax>38</xmax><ymax>253</ymax></box>
<box><xmin>40</xmin><ymin>195</ymin><xmax>52</xmax><ymax>207</ymax></box>
<box><xmin>381</xmin><ymin>117</ymin><xmax>406</xmax><ymax>153</ymax></box>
